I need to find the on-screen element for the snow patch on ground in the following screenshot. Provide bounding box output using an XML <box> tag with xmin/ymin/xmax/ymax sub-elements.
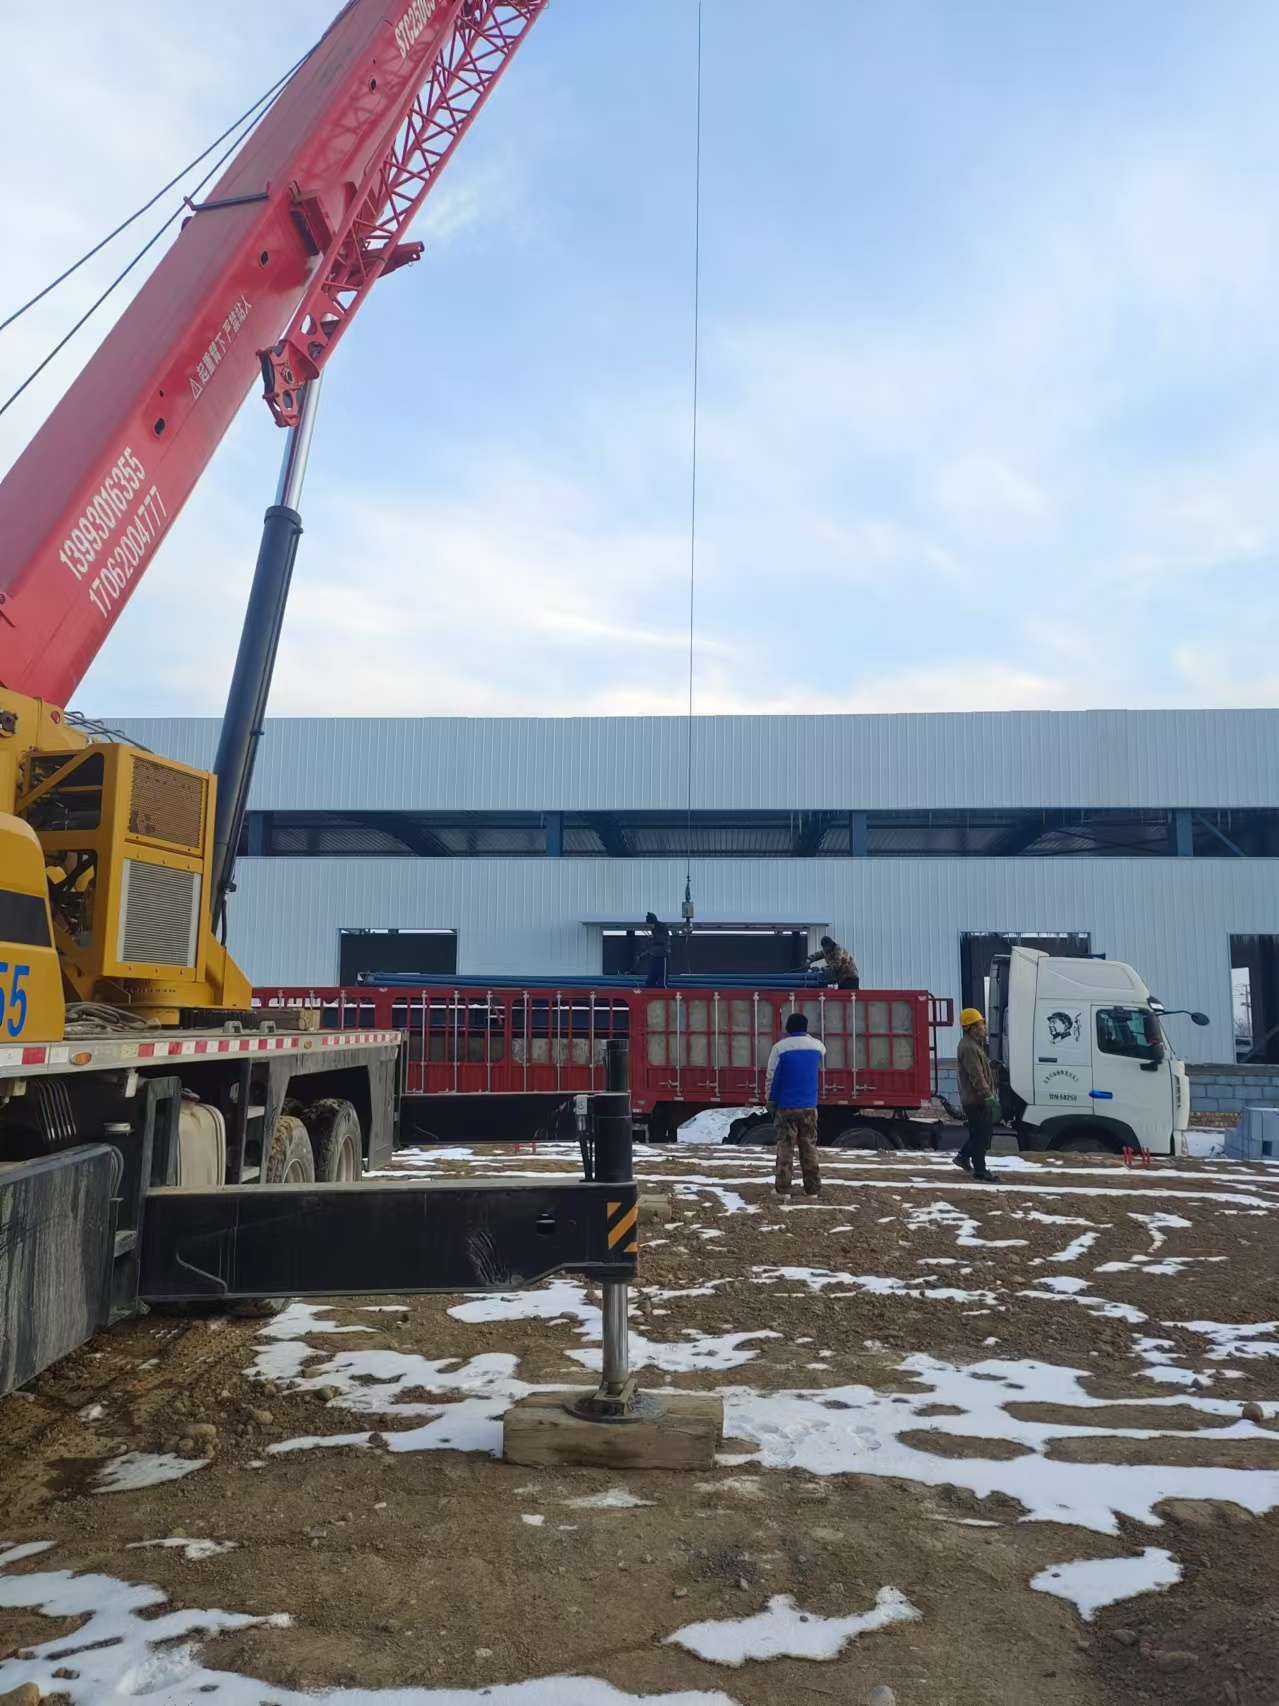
<box><xmin>904</xmin><ymin>1200</ymin><xmax>1027</xmax><ymax>1248</ymax></box>
<box><xmin>1043</xmin><ymin>1231</ymin><xmax>1099</xmax><ymax>1264</ymax></box>
<box><xmin>257</xmin><ymin>1301</ymin><xmax>374</xmax><ymax>1340</ymax></box>
<box><xmin>125</xmin><ymin>1538</ymin><xmax>236</xmax><ymax>1561</ymax></box>
<box><xmin>1179</xmin><ymin>1320</ymin><xmax>1279</xmax><ymax>1360</ymax></box>
<box><xmin>0</xmin><ymin>1547</ymin><xmax>739</xmax><ymax>1706</ymax></box>
<box><xmin>451</xmin><ymin>1282</ymin><xmax>777</xmax><ymax>1375</ymax></box>
<box><xmin>751</xmin><ymin>1265</ymin><xmax>998</xmax><ymax>1307</ymax></box>
<box><xmin>1014</xmin><ymin>1210</ymin><xmax>1099</xmax><ymax>1228</ymax></box>
<box><xmin>94</xmin><ymin>1454</ymin><xmax>208</xmax><ymax>1494</ymax></box>
<box><xmin>1030</xmin><ymin>1548</ymin><xmax>1182</xmax><ymax>1620</ymax></box>
<box><xmin>1133</xmin><ymin>1337</ymin><xmax>1235</xmax><ymax>1388</ymax></box>
<box><xmin>722</xmin><ymin>1355</ymin><xmax>1279</xmax><ymax>1534</ymax></box>
<box><xmin>1130</xmin><ymin>1212</ymin><xmax>1194</xmax><ymax>1252</ymax></box>
<box><xmin>1096</xmin><ymin>1257</ymin><xmax>1226</xmax><ymax>1277</ymax></box>
<box><xmin>565</xmin><ymin>1489</ymin><xmax>654</xmax><ymax>1510</ymax></box>
<box><xmin>665</xmin><ymin>1587</ymin><xmax>920</xmax><ymax>1665</ymax></box>
<box><xmin>254</xmin><ymin>1281</ymin><xmax>772</xmax><ymax>1455</ymax></box>
<box><xmin>1018</xmin><ymin>1287</ymin><xmax>1147</xmax><ymax>1324</ymax></box>
<box><xmin>674</xmin><ymin>1182</ymin><xmax>758</xmax><ymax>1216</ymax></box>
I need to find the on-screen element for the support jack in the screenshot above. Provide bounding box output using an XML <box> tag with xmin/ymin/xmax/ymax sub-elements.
<box><xmin>502</xmin><ymin>1044</ymin><xmax>724</xmax><ymax>1470</ymax></box>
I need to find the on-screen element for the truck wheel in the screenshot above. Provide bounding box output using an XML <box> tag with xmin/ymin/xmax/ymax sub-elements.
<box><xmin>834</xmin><ymin>1124</ymin><xmax>899</xmax><ymax>1150</ymax></box>
<box><xmin>227</xmin><ymin>1116</ymin><xmax>316</xmax><ymax>1319</ymax></box>
<box><xmin>1051</xmin><ymin>1129</ymin><xmax>1119</xmax><ymax>1156</ymax></box>
<box><xmin>737</xmin><ymin>1116</ymin><xmax>775</xmax><ymax>1146</ymax></box>
<box><xmin>264</xmin><ymin>1114</ymin><xmax>316</xmax><ymax>1184</ymax></box>
<box><xmin>301</xmin><ymin>1098</ymin><xmax>364</xmax><ymax>1182</ymax></box>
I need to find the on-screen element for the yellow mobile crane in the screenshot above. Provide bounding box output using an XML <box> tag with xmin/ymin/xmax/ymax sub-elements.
<box><xmin>0</xmin><ymin>3</ymin><xmax>637</xmax><ymax>1409</ymax></box>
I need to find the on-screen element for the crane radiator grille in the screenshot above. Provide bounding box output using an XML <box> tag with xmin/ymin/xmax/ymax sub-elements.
<box><xmin>129</xmin><ymin>758</ymin><xmax>204</xmax><ymax>850</ymax></box>
<box><xmin>118</xmin><ymin>860</ymin><xmax>200</xmax><ymax>969</ymax></box>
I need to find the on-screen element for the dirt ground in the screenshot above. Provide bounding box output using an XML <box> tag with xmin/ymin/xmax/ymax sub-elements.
<box><xmin>2</xmin><ymin>1140</ymin><xmax>1278</xmax><ymax>1706</ymax></box>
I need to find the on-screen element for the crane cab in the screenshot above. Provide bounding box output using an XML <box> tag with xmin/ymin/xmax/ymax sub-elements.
<box><xmin>0</xmin><ymin>816</ymin><xmax>64</xmax><ymax>1043</ymax></box>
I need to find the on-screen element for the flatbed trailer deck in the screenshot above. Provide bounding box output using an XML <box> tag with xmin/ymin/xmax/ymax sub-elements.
<box><xmin>0</xmin><ymin>1023</ymin><xmax>637</xmax><ymax>1400</ymax></box>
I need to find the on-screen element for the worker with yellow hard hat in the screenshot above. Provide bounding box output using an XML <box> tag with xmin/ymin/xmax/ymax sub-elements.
<box><xmin>955</xmin><ymin>1007</ymin><xmax>1001</xmax><ymax>1183</ymax></box>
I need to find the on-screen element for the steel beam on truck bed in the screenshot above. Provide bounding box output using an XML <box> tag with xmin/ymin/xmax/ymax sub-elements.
<box><xmin>138</xmin><ymin>1178</ymin><xmax>638</xmax><ymax>1303</ymax></box>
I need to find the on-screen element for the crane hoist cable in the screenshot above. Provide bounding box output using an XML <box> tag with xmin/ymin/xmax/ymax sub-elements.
<box><xmin>683</xmin><ymin>0</ymin><xmax>704</xmax><ymax>940</ymax></box>
<box><xmin>0</xmin><ymin>42</ymin><xmax>317</xmax><ymax>418</ymax></box>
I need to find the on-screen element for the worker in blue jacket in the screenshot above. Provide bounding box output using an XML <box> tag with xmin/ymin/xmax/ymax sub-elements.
<box><xmin>764</xmin><ymin>1012</ymin><xmax>826</xmax><ymax>1196</ymax></box>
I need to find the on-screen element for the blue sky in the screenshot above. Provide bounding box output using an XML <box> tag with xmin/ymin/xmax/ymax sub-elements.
<box><xmin>3</xmin><ymin>1</ymin><xmax>1279</xmax><ymax>716</ymax></box>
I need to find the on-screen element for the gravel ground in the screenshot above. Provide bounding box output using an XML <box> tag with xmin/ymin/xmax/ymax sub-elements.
<box><xmin>1</xmin><ymin>1140</ymin><xmax>1277</xmax><ymax>1706</ymax></box>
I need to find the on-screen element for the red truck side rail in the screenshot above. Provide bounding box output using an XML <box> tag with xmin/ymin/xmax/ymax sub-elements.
<box><xmin>254</xmin><ymin>984</ymin><xmax>954</xmax><ymax>1120</ymax></box>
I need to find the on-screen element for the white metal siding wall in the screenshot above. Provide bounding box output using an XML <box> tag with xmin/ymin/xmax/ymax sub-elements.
<box><xmin>121</xmin><ymin>711</ymin><xmax>1279</xmax><ymax>811</ymax></box>
<box><xmin>231</xmin><ymin>854</ymin><xmax>1279</xmax><ymax>1066</ymax></box>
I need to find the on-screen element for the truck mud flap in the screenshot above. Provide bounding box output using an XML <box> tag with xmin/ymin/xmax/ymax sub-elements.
<box><xmin>0</xmin><ymin>1146</ymin><xmax>117</xmax><ymax>1396</ymax></box>
<box><xmin>138</xmin><ymin>1178</ymin><xmax>639</xmax><ymax>1303</ymax></box>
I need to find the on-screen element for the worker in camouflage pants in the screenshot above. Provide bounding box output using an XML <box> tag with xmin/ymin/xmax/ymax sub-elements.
<box><xmin>764</xmin><ymin>1012</ymin><xmax>826</xmax><ymax>1196</ymax></box>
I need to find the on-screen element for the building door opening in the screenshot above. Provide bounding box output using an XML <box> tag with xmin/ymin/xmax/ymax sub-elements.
<box><xmin>961</xmin><ymin>931</ymin><xmax>1092</xmax><ymax>1016</ymax></box>
<box><xmin>1230</xmin><ymin>936</ymin><xmax>1279</xmax><ymax>1064</ymax></box>
<box><xmin>603</xmin><ymin>928</ymin><xmax>809</xmax><ymax>979</ymax></box>
<box><xmin>339</xmin><ymin>929</ymin><xmax>458</xmax><ymax>984</ymax></box>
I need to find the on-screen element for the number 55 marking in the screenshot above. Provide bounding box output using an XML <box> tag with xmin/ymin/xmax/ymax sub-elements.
<box><xmin>0</xmin><ymin>964</ymin><xmax>30</xmax><ymax>1037</ymax></box>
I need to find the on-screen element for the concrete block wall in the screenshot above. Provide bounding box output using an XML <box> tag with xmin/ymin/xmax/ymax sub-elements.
<box><xmin>1187</xmin><ymin>1066</ymin><xmax>1279</xmax><ymax>1117</ymax></box>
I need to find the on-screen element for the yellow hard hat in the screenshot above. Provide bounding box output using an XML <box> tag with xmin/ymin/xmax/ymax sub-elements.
<box><xmin>959</xmin><ymin>1007</ymin><xmax>985</xmax><ymax>1029</ymax></box>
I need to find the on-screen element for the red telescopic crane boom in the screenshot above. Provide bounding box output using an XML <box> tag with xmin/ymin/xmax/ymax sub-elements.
<box><xmin>0</xmin><ymin>0</ymin><xmax>545</xmax><ymax>708</ymax></box>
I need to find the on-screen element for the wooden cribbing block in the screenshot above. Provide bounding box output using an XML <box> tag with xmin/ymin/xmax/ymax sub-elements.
<box><xmin>502</xmin><ymin>1390</ymin><xmax>723</xmax><ymax>1470</ymax></box>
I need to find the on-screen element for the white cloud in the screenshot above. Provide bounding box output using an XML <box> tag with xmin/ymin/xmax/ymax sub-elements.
<box><xmin>4</xmin><ymin>3</ymin><xmax>1279</xmax><ymax>724</ymax></box>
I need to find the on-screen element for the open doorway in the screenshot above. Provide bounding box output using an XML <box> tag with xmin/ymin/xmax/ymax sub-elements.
<box><xmin>1230</xmin><ymin>936</ymin><xmax>1279</xmax><ymax>1064</ymax></box>
<box><xmin>339</xmin><ymin>928</ymin><xmax>458</xmax><ymax>984</ymax></box>
<box><xmin>603</xmin><ymin>928</ymin><xmax>809</xmax><ymax>979</ymax></box>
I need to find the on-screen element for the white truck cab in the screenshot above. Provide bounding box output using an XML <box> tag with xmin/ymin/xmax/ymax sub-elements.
<box><xmin>986</xmin><ymin>947</ymin><xmax>1193</xmax><ymax>1156</ymax></box>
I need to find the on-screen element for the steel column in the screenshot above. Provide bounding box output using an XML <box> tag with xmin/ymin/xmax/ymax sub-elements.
<box><xmin>600</xmin><ymin>1281</ymin><xmax>630</xmax><ymax>1394</ymax></box>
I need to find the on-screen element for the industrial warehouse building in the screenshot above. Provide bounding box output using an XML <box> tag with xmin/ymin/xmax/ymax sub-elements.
<box><xmin>125</xmin><ymin>710</ymin><xmax>1279</xmax><ymax>1084</ymax></box>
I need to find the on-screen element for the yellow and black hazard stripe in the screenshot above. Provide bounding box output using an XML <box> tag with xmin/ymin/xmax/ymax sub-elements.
<box><xmin>606</xmin><ymin>1196</ymin><xmax>638</xmax><ymax>1255</ymax></box>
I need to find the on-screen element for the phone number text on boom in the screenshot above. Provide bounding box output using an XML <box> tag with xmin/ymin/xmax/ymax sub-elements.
<box><xmin>58</xmin><ymin>448</ymin><xmax>150</xmax><ymax>579</ymax></box>
<box><xmin>83</xmin><ymin>484</ymin><xmax>168</xmax><ymax>619</ymax></box>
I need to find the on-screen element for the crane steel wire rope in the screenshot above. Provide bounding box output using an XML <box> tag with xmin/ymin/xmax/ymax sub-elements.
<box><xmin>682</xmin><ymin>0</ymin><xmax>705</xmax><ymax>953</ymax></box>
<box><xmin>0</xmin><ymin>44</ymin><xmax>318</xmax><ymax>419</ymax></box>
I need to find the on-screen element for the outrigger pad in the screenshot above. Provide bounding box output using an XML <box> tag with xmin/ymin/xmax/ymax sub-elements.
<box><xmin>502</xmin><ymin>1389</ymin><xmax>724</xmax><ymax>1470</ymax></box>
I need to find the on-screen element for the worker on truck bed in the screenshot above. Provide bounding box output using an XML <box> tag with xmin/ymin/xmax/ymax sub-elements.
<box><xmin>642</xmin><ymin>911</ymin><xmax>671</xmax><ymax>988</ymax></box>
<box><xmin>955</xmin><ymin>1007</ymin><xmax>1001</xmax><ymax>1183</ymax></box>
<box><xmin>806</xmin><ymin>935</ymin><xmax>859</xmax><ymax>989</ymax></box>
<box><xmin>765</xmin><ymin>1012</ymin><xmax>826</xmax><ymax>1198</ymax></box>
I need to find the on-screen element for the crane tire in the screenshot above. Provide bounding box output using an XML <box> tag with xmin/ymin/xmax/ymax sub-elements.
<box><xmin>301</xmin><ymin>1098</ymin><xmax>364</xmax><ymax>1182</ymax></box>
<box><xmin>264</xmin><ymin>1114</ymin><xmax>316</xmax><ymax>1184</ymax></box>
<box><xmin>229</xmin><ymin>1115</ymin><xmax>316</xmax><ymax>1318</ymax></box>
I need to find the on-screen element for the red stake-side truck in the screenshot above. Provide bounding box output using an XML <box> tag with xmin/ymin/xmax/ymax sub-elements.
<box><xmin>256</xmin><ymin>983</ymin><xmax>956</xmax><ymax>1146</ymax></box>
<box><xmin>0</xmin><ymin>3</ymin><xmax>639</xmax><ymax>1404</ymax></box>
